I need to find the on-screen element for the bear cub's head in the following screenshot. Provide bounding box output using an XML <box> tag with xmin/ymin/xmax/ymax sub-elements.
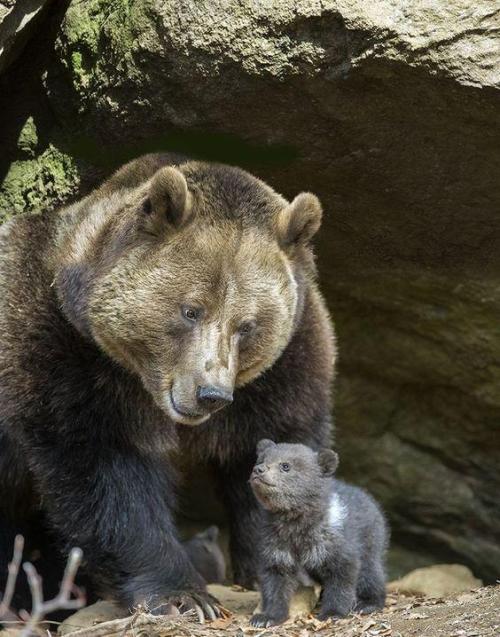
<box><xmin>56</xmin><ymin>160</ymin><xmax>323</xmax><ymax>426</ymax></box>
<box><xmin>250</xmin><ymin>439</ymin><xmax>338</xmax><ymax>512</ymax></box>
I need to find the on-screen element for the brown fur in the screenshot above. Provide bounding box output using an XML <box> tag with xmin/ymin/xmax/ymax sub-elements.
<box><xmin>0</xmin><ymin>153</ymin><xmax>335</xmax><ymax>612</ymax></box>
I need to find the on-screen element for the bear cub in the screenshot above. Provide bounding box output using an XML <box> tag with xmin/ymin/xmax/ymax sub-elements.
<box><xmin>183</xmin><ymin>526</ymin><xmax>226</xmax><ymax>585</ymax></box>
<box><xmin>249</xmin><ymin>439</ymin><xmax>388</xmax><ymax>627</ymax></box>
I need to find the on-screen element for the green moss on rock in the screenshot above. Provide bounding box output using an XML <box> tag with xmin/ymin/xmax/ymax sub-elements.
<box><xmin>59</xmin><ymin>0</ymin><xmax>145</xmax><ymax>105</ymax></box>
<box><xmin>17</xmin><ymin>116</ymin><xmax>39</xmax><ymax>158</ymax></box>
<box><xmin>0</xmin><ymin>144</ymin><xmax>79</xmax><ymax>220</ymax></box>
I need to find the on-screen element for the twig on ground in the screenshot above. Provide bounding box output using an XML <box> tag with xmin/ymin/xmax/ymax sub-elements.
<box><xmin>62</xmin><ymin>603</ymin><xmax>233</xmax><ymax>637</ymax></box>
<box><xmin>0</xmin><ymin>534</ymin><xmax>24</xmax><ymax>620</ymax></box>
<box><xmin>20</xmin><ymin>547</ymin><xmax>86</xmax><ymax>637</ymax></box>
<box><xmin>62</xmin><ymin>613</ymin><xmax>166</xmax><ymax>637</ymax></box>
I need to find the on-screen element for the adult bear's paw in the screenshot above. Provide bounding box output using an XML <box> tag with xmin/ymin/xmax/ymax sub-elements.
<box><xmin>150</xmin><ymin>590</ymin><xmax>222</xmax><ymax>623</ymax></box>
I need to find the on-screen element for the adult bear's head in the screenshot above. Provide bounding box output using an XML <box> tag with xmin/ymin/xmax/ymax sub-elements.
<box><xmin>55</xmin><ymin>158</ymin><xmax>323</xmax><ymax>425</ymax></box>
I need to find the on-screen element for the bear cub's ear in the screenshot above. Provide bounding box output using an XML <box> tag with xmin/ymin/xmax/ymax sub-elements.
<box><xmin>142</xmin><ymin>166</ymin><xmax>193</xmax><ymax>234</ymax></box>
<box><xmin>203</xmin><ymin>525</ymin><xmax>219</xmax><ymax>542</ymax></box>
<box><xmin>275</xmin><ymin>192</ymin><xmax>322</xmax><ymax>248</ymax></box>
<box><xmin>317</xmin><ymin>449</ymin><xmax>339</xmax><ymax>476</ymax></box>
<box><xmin>256</xmin><ymin>439</ymin><xmax>276</xmax><ymax>455</ymax></box>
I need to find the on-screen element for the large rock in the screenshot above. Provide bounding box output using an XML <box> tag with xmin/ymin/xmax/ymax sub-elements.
<box><xmin>388</xmin><ymin>564</ymin><xmax>483</xmax><ymax>598</ymax></box>
<box><xmin>0</xmin><ymin>1</ymin><xmax>499</xmax><ymax>580</ymax></box>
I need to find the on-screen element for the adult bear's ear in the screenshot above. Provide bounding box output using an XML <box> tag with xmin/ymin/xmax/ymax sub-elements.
<box><xmin>317</xmin><ymin>449</ymin><xmax>339</xmax><ymax>476</ymax></box>
<box><xmin>275</xmin><ymin>192</ymin><xmax>322</xmax><ymax>248</ymax></box>
<box><xmin>142</xmin><ymin>166</ymin><xmax>193</xmax><ymax>234</ymax></box>
<box><xmin>256</xmin><ymin>439</ymin><xmax>276</xmax><ymax>455</ymax></box>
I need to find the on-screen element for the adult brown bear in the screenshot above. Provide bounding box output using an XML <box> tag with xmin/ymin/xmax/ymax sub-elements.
<box><xmin>0</xmin><ymin>153</ymin><xmax>335</xmax><ymax>618</ymax></box>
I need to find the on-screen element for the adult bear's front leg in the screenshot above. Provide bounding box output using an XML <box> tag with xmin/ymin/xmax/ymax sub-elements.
<box><xmin>27</xmin><ymin>444</ymin><xmax>220</xmax><ymax>620</ymax></box>
<box><xmin>217</xmin><ymin>460</ymin><xmax>261</xmax><ymax>589</ymax></box>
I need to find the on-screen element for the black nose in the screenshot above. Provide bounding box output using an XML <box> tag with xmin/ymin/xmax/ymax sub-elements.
<box><xmin>196</xmin><ymin>385</ymin><xmax>233</xmax><ymax>412</ymax></box>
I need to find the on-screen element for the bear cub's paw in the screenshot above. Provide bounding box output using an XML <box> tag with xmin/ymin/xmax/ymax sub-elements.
<box><xmin>250</xmin><ymin>612</ymin><xmax>288</xmax><ymax>628</ymax></box>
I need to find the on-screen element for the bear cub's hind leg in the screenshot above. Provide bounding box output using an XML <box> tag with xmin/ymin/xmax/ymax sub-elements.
<box><xmin>354</xmin><ymin>558</ymin><xmax>386</xmax><ymax>614</ymax></box>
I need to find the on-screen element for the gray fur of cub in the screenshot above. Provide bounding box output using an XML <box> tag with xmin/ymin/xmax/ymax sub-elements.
<box><xmin>249</xmin><ymin>439</ymin><xmax>388</xmax><ymax>627</ymax></box>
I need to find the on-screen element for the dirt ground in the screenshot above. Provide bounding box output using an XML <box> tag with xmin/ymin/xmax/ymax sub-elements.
<box><xmin>50</xmin><ymin>585</ymin><xmax>500</xmax><ymax>637</ymax></box>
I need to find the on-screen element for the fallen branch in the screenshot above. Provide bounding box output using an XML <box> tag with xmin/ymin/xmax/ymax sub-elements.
<box><xmin>0</xmin><ymin>536</ymin><xmax>86</xmax><ymax>635</ymax></box>
<box><xmin>62</xmin><ymin>612</ymin><xmax>167</xmax><ymax>637</ymax></box>
<box><xmin>20</xmin><ymin>547</ymin><xmax>86</xmax><ymax>637</ymax></box>
<box><xmin>0</xmin><ymin>534</ymin><xmax>24</xmax><ymax>620</ymax></box>
<box><xmin>62</xmin><ymin>602</ymin><xmax>233</xmax><ymax>637</ymax></box>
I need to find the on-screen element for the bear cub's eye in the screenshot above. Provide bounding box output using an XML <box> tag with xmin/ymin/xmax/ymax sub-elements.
<box><xmin>280</xmin><ymin>462</ymin><xmax>290</xmax><ymax>472</ymax></box>
<box><xmin>182</xmin><ymin>305</ymin><xmax>202</xmax><ymax>322</ymax></box>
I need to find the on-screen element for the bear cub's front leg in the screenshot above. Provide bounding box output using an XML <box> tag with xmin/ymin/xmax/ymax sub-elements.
<box><xmin>250</xmin><ymin>568</ymin><xmax>297</xmax><ymax>627</ymax></box>
<box><xmin>315</xmin><ymin>559</ymin><xmax>359</xmax><ymax>620</ymax></box>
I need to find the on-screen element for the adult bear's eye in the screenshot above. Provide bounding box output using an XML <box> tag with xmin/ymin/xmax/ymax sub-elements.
<box><xmin>238</xmin><ymin>320</ymin><xmax>256</xmax><ymax>336</ymax></box>
<box><xmin>182</xmin><ymin>305</ymin><xmax>201</xmax><ymax>322</ymax></box>
<box><xmin>280</xmin><ymin>463</ymin><xmax>290</xmax><ymax>472</ymax></box>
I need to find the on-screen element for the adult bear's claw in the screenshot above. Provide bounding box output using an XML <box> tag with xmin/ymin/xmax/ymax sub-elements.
<box><xmin>151</xmin><ymin>590</ymin><xmax>222</xmax><ymax>623</ymax></box>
